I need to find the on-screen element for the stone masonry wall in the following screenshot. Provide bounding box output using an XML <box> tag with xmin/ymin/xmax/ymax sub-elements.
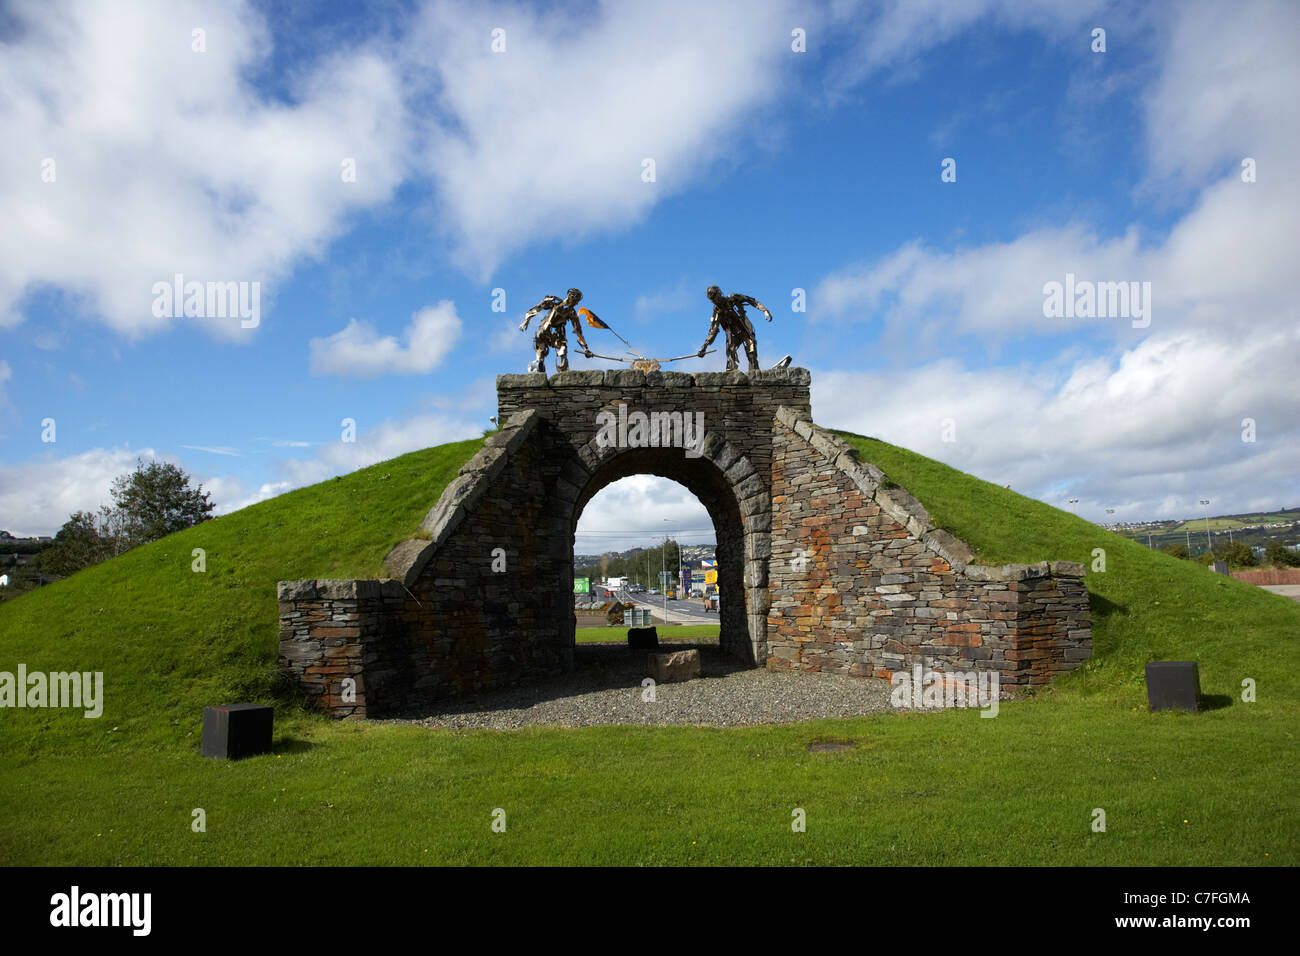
<box><xmin>492</xmin><ymin>367</ymin><xmax>813</xmax><ymax>664</ymax></box>
<box><xmin>277</xmin><ymin>368</ymin><xmax>1090</xmax><ymax>718</ymax></box>
<box><xmin>767</xmin><ymin>406</ymin><xmax>1091</xmax><ymax>685</ymax></box>
<box><xmin>277</xmin><ymin>579</ymin><xmax>407</xmax><ymax>719</ymax></box>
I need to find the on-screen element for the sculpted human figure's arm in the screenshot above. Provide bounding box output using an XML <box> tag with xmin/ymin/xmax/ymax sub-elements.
<box><xmin>698</xmin><ymin>308</ymin><xmax>721</xmax><ymax>357</ymax></box>
<box><xmin>737</xmin><ymin>294</ymin><xmax>774</xmax><ymax>322</ymax></box>
<box><xmin>570</xmin><ymin>311</ymin><xmax>593</xmax><ymax>357</ymax></box>
<box><xmin>520</xmin><ymin>296</ymin><xmax>560</xmax><ymax>331</ymax></box>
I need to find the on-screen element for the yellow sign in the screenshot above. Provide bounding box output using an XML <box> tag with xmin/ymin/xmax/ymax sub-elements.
<box><xmin>704</xmin><ymin>569</ymin><xmax>718</xmax><ymax>584</ymax></box>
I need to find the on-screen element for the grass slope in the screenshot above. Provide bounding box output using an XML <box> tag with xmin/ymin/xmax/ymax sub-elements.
<box><xmin>1</xmin><ymin>430</ymin><xmax>1296</xmax><ymax>866</ymax></box>
<box><xmin>0</xmin><ymin>437</ymin><xmax>482</xmax><ymax>755</ymax></box>
<box><xmin>833</xmin><ymin>433</ymin><xmax>1300</xmax><ymax>703</ymax></box>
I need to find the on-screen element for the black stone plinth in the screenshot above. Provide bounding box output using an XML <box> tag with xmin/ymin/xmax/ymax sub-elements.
<box><xmin>202</xmin><ymin>703</ymin><xmax>273</xmax><ymax>759</ymax></box>
<box><xmin>1145</xmin><ymin>661</ymin><xmax>1201</xmax><ymax>712</ymax></box>
<box><xmin>627</xmin><ymin>627</ymin><xmax>659</xmax><ymax>650</ymax></box>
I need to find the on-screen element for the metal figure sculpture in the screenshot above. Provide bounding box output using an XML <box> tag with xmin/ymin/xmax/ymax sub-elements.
<box><xmin>696</xmin><ymin>285</ymin><xmax>773</xmax><ymax>371</ymax></box>
<box><xmin>519</xmin><ymin>287</ymin><xmax>594</xmax><ymax>374</ymax></box>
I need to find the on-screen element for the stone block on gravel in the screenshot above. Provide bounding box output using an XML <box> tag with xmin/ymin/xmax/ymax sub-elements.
<box><xmin>649</xmin><ymin>649</ymin><xmax>701</xmax><ymax>683</ymax></box>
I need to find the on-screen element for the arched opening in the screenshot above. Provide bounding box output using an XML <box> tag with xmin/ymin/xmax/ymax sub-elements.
<box><xmin>567</xmin><ymin>446</ymin><xmax>753</xmax><ymax>663</ymax></box>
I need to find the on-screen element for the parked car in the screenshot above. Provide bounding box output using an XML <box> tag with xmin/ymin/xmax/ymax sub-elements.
<box><xmin>649</xmin><ymin>588</ymin><xmax>659</xmax><ymax>595</ymax></box>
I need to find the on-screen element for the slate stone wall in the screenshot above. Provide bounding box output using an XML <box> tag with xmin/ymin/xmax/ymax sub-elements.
<box><xmin>766</xmin><ymin>407</ymin><xmax>1091</xmax><ymax>685</ymax></box>
<box><xmin>276</xmin><ymin>579</ymin><xmax>405</xmax><ymax>719</ymax></box>
<box><xmin>276</xmin><ymin>368</ymin><xmax>1091</xmax><ymax>718</ymax></box>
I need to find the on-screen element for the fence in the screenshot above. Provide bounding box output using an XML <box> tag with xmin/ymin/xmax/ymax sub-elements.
<box><xmin>1230</xmin><ymin>568</ymin><xmax>1300</xmax><ymax>586</ymax></box>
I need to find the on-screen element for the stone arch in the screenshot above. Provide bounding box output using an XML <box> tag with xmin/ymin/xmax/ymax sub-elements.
<box><xmin>275</xmin><ymin>367</ymin><xmax>1092</xmax><ymax>719</ymax></box>
<box><xmin>565</xmin><ymin>433</ymin><xmax>764</xmax><ymax>662</ymax></box>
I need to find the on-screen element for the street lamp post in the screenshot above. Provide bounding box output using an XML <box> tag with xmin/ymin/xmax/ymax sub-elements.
<box><xmin>662</xmin><ymin>521</ymin><xmax>672</xmax><ymax>626</ymax></box>
<box><xmin>1199</xmin><ymin>499</ymin><xmax>1212</xmax><ymax>554</ymax></box>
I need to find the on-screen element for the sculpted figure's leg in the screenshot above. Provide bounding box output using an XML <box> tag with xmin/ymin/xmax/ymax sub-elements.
<box><xmin>745</xmin><ymin>336</ymin><xmax>759</xmax><ymax>371</ymax></box>
<box><xmin>724</xmin><ymin>332</ymin><xmax>740</xmax><ymax>371</ymax></box>
<box><xmin>532</xmin><ymin>336</ymin><xmax>549</xmax><ymax>375</ymax></box>
<box><xmin>556</xmin><ymin>340</ymin><xmax>570</xmax><ymax>372</ymax></box>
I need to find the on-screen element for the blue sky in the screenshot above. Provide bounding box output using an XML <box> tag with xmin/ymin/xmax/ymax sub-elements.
<box><xmin>1</xmin><ymin>0</ymin><xmax>1296</xmax><ymax>547</ymax></box>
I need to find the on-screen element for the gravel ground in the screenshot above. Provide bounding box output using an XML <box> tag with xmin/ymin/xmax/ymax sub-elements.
<box><xmin>378</xmin><ymin>643</ymin><xmax>900</xmax><ymax>730</ymax></box>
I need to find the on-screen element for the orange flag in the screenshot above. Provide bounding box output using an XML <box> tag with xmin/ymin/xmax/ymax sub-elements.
<box><xmin>579</xmin><ymin>307</ymin><xmax>609</xmax><ymax>330</ymax></box>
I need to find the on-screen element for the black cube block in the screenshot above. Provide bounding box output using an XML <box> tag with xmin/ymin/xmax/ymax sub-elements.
<box><xmin>202</xmin><ymin>703</ymin><xmax>273</xmax><ymax>759</ymax></box>
<box><xmin>627</xmin><ymin>627</ymin><xmax>659</xmax><ymax>650</ymax></box>
<box><xmin>1145</xmin><ymin>661</ymin><xmax>1200</xmax><ymax>712</ymax></box>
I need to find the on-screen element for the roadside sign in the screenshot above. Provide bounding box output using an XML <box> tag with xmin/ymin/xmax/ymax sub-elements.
<box><xmin>574</xmin><ymin>577</ymin><xmax>590</xmax><ymax>594</ymax></box>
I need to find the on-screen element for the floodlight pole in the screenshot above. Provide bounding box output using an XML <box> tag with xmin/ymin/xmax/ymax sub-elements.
<box><xmin>1200</xmin><ymin>499</ymin><xmax>1212</xmax><ymax>553</ymax></box>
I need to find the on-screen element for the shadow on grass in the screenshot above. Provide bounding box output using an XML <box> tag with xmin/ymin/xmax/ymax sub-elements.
<box><xmin>1089</xmin><ymin>591</ymin><xmax>1127</xmax><ymax>622</ymax></box>
<box><xmin>1198</xmin><ymin>694</ymin><xmax>1234</xmax><ymax>712</ymax></box>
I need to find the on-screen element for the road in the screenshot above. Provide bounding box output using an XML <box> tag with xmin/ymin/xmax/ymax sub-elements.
<box><xmin>617</xmin><ymin>589</ymin><xmax>718</xmax><ymax>625</ymax></box>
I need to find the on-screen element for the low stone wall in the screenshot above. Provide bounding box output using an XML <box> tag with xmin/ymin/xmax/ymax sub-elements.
<box><xmin>766</xmin><ymin>407</ymin><xmax>1091</xmax><ymax>686</ymax></box>
<box><xmin>277</xmin><ymin>579</ymin><xmax>407</xmax><ymax>719</ymax></box>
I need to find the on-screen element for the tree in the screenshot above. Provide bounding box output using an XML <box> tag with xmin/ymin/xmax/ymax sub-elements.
<box><xmin>111</xmin><ymin>459</ymin><xmax>214</xmax><ymax>546</ymax></box>
<box><xmin>1266</xmin><ymin>541</ymin><xmax>1300</xmax><ymax>568</ymax></box>
<box><xmin>41</xmin><ymin>460</ymin><xmax>214</xmax><ymax>577</ymax></box>
<box><xmin>42</xmin><ymin>510</ymin><xmax>113</xmax><ymax>576</ymax></box>
<box><xmin>1220</xmin><ymin>541</ymin><xmax>1257</xmax><ymax>567</ymax></box>
<box><xmin>1161</xmin><ymin>543</ymin><xmax>1190</xmax><ymax>560</ymax></box>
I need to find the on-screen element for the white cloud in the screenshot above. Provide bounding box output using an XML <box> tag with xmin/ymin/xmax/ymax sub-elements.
<box><xmin>1142</xmin><ymin>0</ymin><xmax>1299</xmax><ymax>196</ymax></box>
<box><xmin>180</xmin><ymin>444</ymin><xmax>242</xmax><ymax>457</ymax></box>
<box><xmin>309</xmin><ymin>301</ymin><xmax>463</xmax><ymax>378</ymax></box>
<box><xmin>204</xmin><ymin>476</ymin><xmax>294</xmax><ymax>516</ymax></box>
<box><xmin>804</xmin><ymin>1</ymin><xmax>1300</xmax><ymax>523</ymax></box>
<box><xmin>575</xmin><ymin>476</ymin><xmax>716</xmax><ymax>554</ymax></box>
<box><xmin>812</xmin><ymin>324</ymin><xmax>1300</xmax><ymax>522</ymax></box>
<box><xmin>402</xmin><ymin>0</ymin><xmax>796</xmax><ymax>276</ymax></box>
<box><xmin>0</xmin><ymin>0</ymin><xmax>408</xmax><ymax>336</ymax></box>
<box><xmin>0</xmin><ymin>446</ymin><xmax>155</xmax><ymax>535</ymax></box>
<box><xmin>277</xmin><ymin>412</ymin><xmax>481</xmax><ymax>489</ymax></box>
<box><xmin>822</xmin><ymin>0</ymin><xmax>1107</xmax><ymax>99</ymax></box>
<box><xmin>0</xmin><ymin>405</ymin><xmax>484</xmax><ymax>534</ymax></box>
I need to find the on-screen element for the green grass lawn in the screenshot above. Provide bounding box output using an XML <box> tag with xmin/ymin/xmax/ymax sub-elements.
<box><xmin>1</xmin><ymin>431</ymin><xmax>1296</xmax><ymax>865</ymax></box>
<box><xmin>576</xmin><ymin>624</ymin><xmax>719</xmax><ymax>643</ymax></box>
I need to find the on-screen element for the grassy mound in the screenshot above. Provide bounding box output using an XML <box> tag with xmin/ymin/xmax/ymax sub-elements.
<box><xmin>1</xmin><ymin>430</ymin><xmax>1295</xmax><ymax>866</ymax></box>
<box><xmin>0</xmin><ymin>437</ymin><xmax>482</xmax><ymax>755</ymax></box>
<box><xmin>834</xmin><ymin>433</ymin><xmax>1300</xmax><ymax>703</ymax></box>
